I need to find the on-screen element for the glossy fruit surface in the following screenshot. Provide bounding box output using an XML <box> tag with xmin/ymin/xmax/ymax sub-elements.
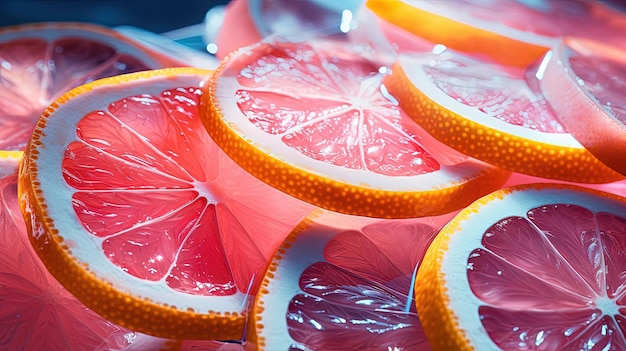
<box><xmin>385</xmin><ymin>49</ymin><xmax>623</xmax><ymax>183</ymax></box>
<box><xmin>416</xmin><ymin>183</ymin><xmax>626</xmax><ymax>350</ymax></box>
<box><xmin>367</xmin><ymin>0</ymin><xmax>626</xmax><ymax>67</ymax></box>
<box><xmin>251</xmin><ymin>210</ymin><xmax>453</xmax><ymax>350</ymax></box>
<box><xmin>539</xmin><ymin>38</ymin><xmax>626</xmax><ymax>177</ymax></box>
<box><xmin>202</xmin><ymin>38</ymin><xmax>508</xmax><ymax>218</ymax></box>
<box><xmin>18</xmin><ymin>67</ymin><xmax>313</xmax><ymax>340</ymax></box>
<box><xmin>0</xmin><ymin>22</ymin><xmax>178</xmax><ymax>151</ymax></box>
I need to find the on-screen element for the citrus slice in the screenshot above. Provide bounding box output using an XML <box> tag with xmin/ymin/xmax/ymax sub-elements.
<box><xmin>250</xmin><ymin>210</ymin><xmax>454</xmax><ymax>350</ymax></box>
<box><xmin>18</xmin><ymin>67</ymin><xmax>314</xmax><ymax>340</ymax></box>
<box><xmin>366</xmin><ymin>0</ymin><xmax>626</xmax><ymax>67</ymax></box>
<box><xmin>415</xmin><ymin>183</ymin><xmax>626</xmax><ymax>350</ymax></box>
<box><xmin>538</xmin><ymin>38</ymin><xmax>626</xmax><ymax>177</ymax></box>
<box><xmin>0</xmin><ymin>22</ymin><xmax>179</xmax><ymax>152</ymax></box>
<box><xmin>201</xmin><ymin>39</ymin><xmax>509</xmax><ymax>218</ymax></box>
<box><xmin>384</xmin><ymin>49</ymin><xmax>624</xmax><ymax>183</ymax></box>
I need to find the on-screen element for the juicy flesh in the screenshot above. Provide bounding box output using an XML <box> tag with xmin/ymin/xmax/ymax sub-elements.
<box><xmin>288</xmin><ymin>221</ymin><xmax>435</xmax><ymax>350</ymax></box>
<box><xmin>424</xmin><ymin>55</ymin><xmax>566</xmax><ymax>133</ymax></box>
<box><xmin>0</xmin><ymin>36</ymin><xmax>150</xmax><ymax>151</ymax></box>
<box><xmin>232</xmin><ymin>42</ymin><xmax>440</xmax><ymax>176</ymax></box>
<box><xmin>469</xmin><ymin>203</ymin><xmax>626</xmax><ymax>350</ymax></box>
<box><xmin>62</xmin><ymin>87</ymin><xmax>310</xmax><ymax>296</ymax></box>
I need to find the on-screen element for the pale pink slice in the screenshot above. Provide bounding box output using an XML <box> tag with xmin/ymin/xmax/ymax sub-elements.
<box><xmin>0</xmin><ymin>172</ymin><xmax>171</xmax><ymax>351</ymax></box>
<box><xmin>539</xmin><ymin>38</ymin><xmax>626</xmax><ymax>176</ymax></box>
<box><xmin>0</xmin><ymin>23</ymin><xmax>165</xmax><ymax>151</ymax></box>
<box><xmin>469</xmin><ymin>195</ymin><xmax>626</xmax><ymax>349</ymax></box>
<box><xmin>254</xmin><ymin>215</ymin><xmax>452</xmax><ymax>350</ymax></box>
<box><xmin>63</xmin><ymin>86</ymin><xmax>312</xmax><ymax>295</ymax></box>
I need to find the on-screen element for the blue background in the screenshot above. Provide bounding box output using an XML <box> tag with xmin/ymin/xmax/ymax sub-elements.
<box><xmin>0</xmin><ymin>0</ymin><xmax>230</xmax><ymax>33</ymax></box>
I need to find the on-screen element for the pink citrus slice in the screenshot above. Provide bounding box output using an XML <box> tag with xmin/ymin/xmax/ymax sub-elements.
<box><xmin>17</xmin><ymin>67</ymin><xmax>314</xmax><ymax>340</ymax></box>
<box><xmin>201</xmin><ymin>38</ymin><xmax>509</xmax><ymax>218</ymax></box>
<box><xmin>416</xmin><ymin>183</ymin><xmax>626</xmax><ymax>350</ymax></box>
<box><xmin>0</xmin><ymin>22</ymin><xmax>179</xmax><ymax>152</ymax></box>
<box><xmin>250</xmin><ymin>210</ymin><xmax>453</xmax><ymax>349</ymax></box>
<box><xmin>384</xmin><ymin>48</ymin><xmax>624</xmax><ymax>183</ymax></box>
<box><xmin>538</xmin><ymin>38</ymin><xmax>626</xmax><ymax>177</ymax></box>
<box><xmin>366</xmin><ymin>0</ymin><xmax>626</xmax><ymax>67</ymax></box>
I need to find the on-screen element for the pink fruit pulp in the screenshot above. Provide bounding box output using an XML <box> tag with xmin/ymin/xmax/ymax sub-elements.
<box><xmin>470</xmin><ymin>202</ymin><xmax>626</xmax><ymax>349</ymax></box>
<box><xmin>423</xmin><ymin>52</ymin><xmax>566</xmax><ymax>133</ymax></box>
<box><xmin>0</xmin><ymin>174</ymin><xmax>137</xmax><ymax>350</ymax></box>
<box><xmin>62</xmin><ymin>85</ymin><xmax>312</xmax><ymax>296</ymax></box>
<box><xmin>0</xmin><ymin>36</ymin><xmax>152</xmax><ymax>151</ymax></box>
<box><xmin>288</xmin><ymin>221</ymin><xmax>437</xmax><ymax>350</ymax></box>
<box><xmin>568</xmin><ymin>48</ymin><xmax>626</xmax><ymax>126</ymax></box>
<box><xmin>229</xmin><ymin>40</ymin><xmax>455</xmax><ymax>176</ymax></box>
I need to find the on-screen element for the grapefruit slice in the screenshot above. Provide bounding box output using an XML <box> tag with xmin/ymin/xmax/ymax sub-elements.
<box><xmin>250</xmin><ymin>210</ymin><xmax>454</xmax><ymax>350</ymax></box>
<box><xmin>538</xmin><ymin>38</ymin><xmax>626</xmax><ymax>177</ymax></box>
<box><xmin>366</xmin><ymin>0</ymin><xmax>626</xmax><ymax>67</ymax></box>
<box><xmin>415</xmin><ymin>183</ymin><xmax>626</xmax><ymax>350</ymax></box>
<box><xmin>201</xmin><ymin>39</ymin><xmax>509</xmax><ymax>218</ymax></box>
<box><xmin>0</xmin><ymin>22</ymin><xmax>178</xmax><ymax>152</ymax></box>
<box><xmin>384</xmin><ymin>49</ymin><xmax>624</xmax><ymax>183</ymax></box>
<box><xmin>18</xmin><ymin>67</ymin><xmax>314</xmax><ymax>340</ymax></box>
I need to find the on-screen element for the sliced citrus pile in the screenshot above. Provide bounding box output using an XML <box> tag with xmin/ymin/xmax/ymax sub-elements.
<box><xmin>250</xmin><ymin>210</ymin><xmax>454</xmax><ymax>349</ymax></box>
<box><xmin>384</xmin><ymin>48</ymin><xmax>624</xmax><ymax>183</ymax></box>
<box><xmin>0</xmin><ymin>22</ymin><xmax>181</xmax><ymax>152</ymax></box>
<box><xmin>17</xmin><ymin>67</ymin><xmax>314</xmax><ymax>340</ymax></box>
<box><xmin>201</xmin><ymin>38</ymin><xmax>509</xmax><ymax>218</ymax></box>
<box><xmin>366</xmin><ymin>0</ymin><xmax>626</xmax><ymax>67</ymax></box>
<box><xmin>538</xmin><ymin>38</ymin><xmax>626</xmax><ymax>177</ymax></box>
<box><xmin>416</xmin><ymin>183</ymin><xmax>626</xmax><ymax>350</ymax></box>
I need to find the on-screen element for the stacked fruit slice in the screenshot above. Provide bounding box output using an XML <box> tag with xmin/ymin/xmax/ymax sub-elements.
<box><xmin>0</xmin><ymin>22</ymin><xmax>187</xmax><ymax>152</ymax></box>
<box><xmin>416</xmin><ymin>184</ymin><xmax>626</xmax><ymax>350</ymax></box>
<box><xmin>6</xmin><ymin>0</ymin><xmax>626</xmax><ymax>349</ymax></box>
<box><xmin>538</xmin><ymin>38</ymin><xmax>626</xmax><ymax>177</ymax></box>
<box><xmin>201</xmin><ymin>38</ymin><xmax>509</xmax><ymax>218</ymax></box>
<box><xmin>17</xmin><ymin>67</ymin><xmax>314</xmax><ymax>340</ymax></box>
<box><xmin>250</xmin><ymin>210</ymin><xmax>454</xmax><ymax>350</ymax></box>
<box><xmin>384</xmin><ymin>49</ymin><xmax>623</xmax><ymax>183</ymax></box>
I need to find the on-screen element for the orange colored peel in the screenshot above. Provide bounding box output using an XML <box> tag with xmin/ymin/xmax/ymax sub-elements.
<box><xmin>415</xmin><ymin>224</ymin><xmax>473</xmax><ymax>351</ymax></box>
<box><xmin>366</xmin><ymin>0</ymin><xmax>548</xmax><ymax>67</ymax></box>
